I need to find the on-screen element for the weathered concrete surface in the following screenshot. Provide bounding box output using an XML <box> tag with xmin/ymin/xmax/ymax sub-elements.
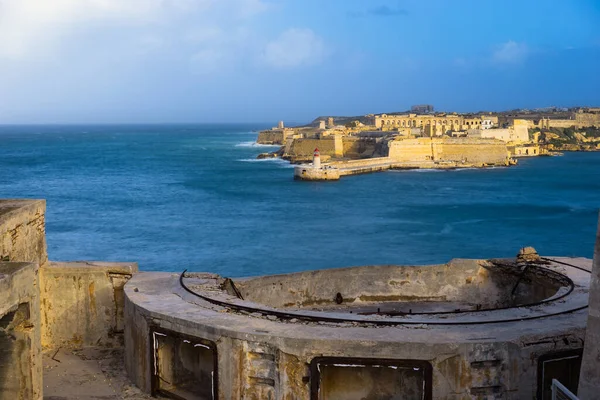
<box><xmin>293</xmin><ymin>165</ymin><xmax>341</xmax><ymax>181</ymax></box>
<box><xmin>0</xmin><ymin>262</ymin><xmax>42</xmax><ymax>400</ymax></box>
<box><xmin>236</xmin><ymin>259</ymin><xmax>564</xmax><ymax>312</ymax></box>
<box><xmin>43</xmin><ymin>348</ymin><xmax>152</xmax><ymax>399</ymax></box>
<box><xmin>0</xmin><ymin>199</ymin><xmax>47</xmax><ymax>266</ymax></box>
<box><xmin>124</xmin><ymin>257</ymin><xmax>591</xmax><ymax>399</ymax></box>
<box><xmin>578</xmin><ymin>213</ymin><xmax>600</xmax><ymax>399</ymax></box>
<box><xmin>40</xmin><ymin>261</ymin><xmax>137</xmax><ymax>349</ymax></box>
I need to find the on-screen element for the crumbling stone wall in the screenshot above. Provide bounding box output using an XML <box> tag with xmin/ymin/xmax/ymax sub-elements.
<box><xmin>0</xmin><ymin>262</ymin><xmax>42</xmax><ymax>400</ymax></box>
<box><xmin>40</xmin><ymin>261</ymin><xmax>137</xmax><ymax>349</ymax></box>
<box><xmin>0</xmin><ymin>200</ymin><xmax>47</xmax><ymax>267</ymax></box>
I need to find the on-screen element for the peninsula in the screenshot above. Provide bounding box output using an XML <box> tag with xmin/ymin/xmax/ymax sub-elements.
<box><xmin>256</xmin><ymin>106</ymin><xmax>600</xmax><ymax>180</ymax></box>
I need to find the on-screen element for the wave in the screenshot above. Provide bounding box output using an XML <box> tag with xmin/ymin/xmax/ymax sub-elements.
<box><xmin>235</xmin><ymin>141</ymin><xmax>281</xmax><ymax>148</ymax></box>
<box><xmin>391</xmin><ymin>169</ymin><xmax>444</xmax><ymax>173</ymax></box>
<box><xmin>237</xmin><ymin>158</ymin><xmax>294</xmax><ymax>168</ymax></box>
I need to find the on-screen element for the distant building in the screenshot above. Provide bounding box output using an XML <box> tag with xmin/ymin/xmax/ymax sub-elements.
<box><xmin>411</xmin><ymin>104</ymin><xmax>434</xmax><ymax>114</ymax></box>
<box><xmin>481</xmin><ymin>119</ymin><xmax>495</xmax><ymax>129</ymax></box>
<box><xmin>374</xmin><ymin>113</ymin><xmax>483</xmax><ymax>137</ymax></box>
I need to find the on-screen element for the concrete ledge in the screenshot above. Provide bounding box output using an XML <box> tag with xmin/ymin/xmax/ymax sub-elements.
<box><xmin>41</xmin><ymin>261</ymin><xmax>138</xmax><ymax>349</ymax></box>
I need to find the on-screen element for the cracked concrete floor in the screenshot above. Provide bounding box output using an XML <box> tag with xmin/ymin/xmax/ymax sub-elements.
<box><xmin>43</xmin><ymin>348</ymin><xmax>154</xmax><ymax>400</ymax></box>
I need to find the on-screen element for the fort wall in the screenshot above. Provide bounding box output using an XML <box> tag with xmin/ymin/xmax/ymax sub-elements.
<box><xmin>342</xmin><ymin>136</ymin><xmax>376</xmax><ymax>158</ymax></box>
<box><xmin>576</xmin><ymin>111</ymin><xmax>600</xmax><ymax>127</ymax></box>
<box><xmin>40</xmin><ymin>261</ymin><xmax>137</xmax><ymax>349</ymax></box>
<box><xmin>0</xmin><ymin>201</ymin><xmax>137</xmax><ymax>352</ymax></box>
<box><xmin>438</xmin><ymin>138</ymin><xmax>508</xmax><ymax>164</ymax></box>
<box><xmin>0</xmin><ymin>200</ymin><xmax>45</xmax><ymax>400</ymax></box>
<box><xmin>389</xmin><ymin>138</ymin><xmax>509</xmax><ymax>165</ymax></box>
<box><xmin>0</xmin><ymin>199</ymin><xmax>47</xmax><ymax>266</ymax></box>
<box><xmin>286</xmin><ymin>138</ymin><xmax>336</xmax><ymax>161</ymax></box>
<box><xmin>256</xmin><ymin>130</ymin><xmax>284</xmax><ymax>145</ymax></box>
<box><xmin>0</xmin><ymin>262</ymin><xmax>42</xmax><ymax>400</ymax></box>
<box><xmin>388</xmin><ymin>138</ymin><xmax>434</xmax><ymax>162</ymax></box>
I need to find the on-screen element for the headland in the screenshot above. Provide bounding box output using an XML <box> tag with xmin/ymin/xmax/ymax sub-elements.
<box><xmin>256</xmin><ymin>106</ymin><xmax>600</xmax><ymax>180</ymax></box>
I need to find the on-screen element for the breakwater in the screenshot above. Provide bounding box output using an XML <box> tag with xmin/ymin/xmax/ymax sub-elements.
<box><xmin>294</xmin><ymin>156</ymin><xmax>513</xmax><ymax>181</ymax></box>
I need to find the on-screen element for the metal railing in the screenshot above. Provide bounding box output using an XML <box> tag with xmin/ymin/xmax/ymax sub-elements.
<box><xmin>551</xmin><ymin>379</ymin><xmax>579</xmax><ymax>400</ymax></box>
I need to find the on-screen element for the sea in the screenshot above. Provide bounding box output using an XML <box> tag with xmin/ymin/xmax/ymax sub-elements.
<box><xmin>0</xmin><ymin>124</ymin><xmax>599</xmax><ymax>277</ymax></box>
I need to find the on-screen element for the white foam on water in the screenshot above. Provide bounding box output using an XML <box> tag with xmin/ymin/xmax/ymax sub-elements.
<box><xmin>237</xmin><ymin>158</ymin><xmax>293</xmax><ymax>168</ymax></box>
<box><xmin>390</xmin><ymin>168</ymin><xmax>443</xmax><ymax>173</ymax></box>
<box><xmin>235</xmin><ymin>141</ymin><xmax>281</xmax><ymax>148</ymax></box>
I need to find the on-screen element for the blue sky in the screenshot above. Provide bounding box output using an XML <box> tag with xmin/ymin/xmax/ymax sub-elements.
<box><xmin>0</xmin><ymin>0</ymin><xmax>599</xmax><ymax>123</ymax></box>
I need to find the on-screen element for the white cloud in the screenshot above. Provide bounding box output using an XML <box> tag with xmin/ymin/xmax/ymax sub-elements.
<box><xmin>0</xmin><ymin>0</ymin><xmax>266</xmax><ymax>60</ymax></box>
<box><xmin>492</xmin><ymin>41</ymin><xmax>529</xmax><ymax>64</ymax></box>
<box><xmin>263</xmin><ymin>28</ymin><xmax>326</xmax><ymax>68</ymax></box>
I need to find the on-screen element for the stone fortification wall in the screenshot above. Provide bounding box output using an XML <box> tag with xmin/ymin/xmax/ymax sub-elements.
<box><xmin>40</xmin><ymin>261</ymin><xmax>138</xmax><ymax>349</ymax></box>
<box><xmin>553</xmin><ymin>119</ymin><xmax>578</xmax><ymax>128</ymax></box>
<box><xmin>0</xmin><ymin>201</ymin><xmax>45</xmax><ymax>399</ymax></box>
<box><xmin>440</xmin><ymin>138</ymin><xmax>508</xmax><ymax>164</ymax></box>
<box><xmin>389</xmin><ymin>138</ymin><xmax>508</xmax><ymax>165</ymax></box>
<box><xmin>0</xmin><ymin>200</ymin><xmax>138</xmax><ymax>350</ymax></box>
<box><xmin>527</xmin><ymin>112</ymin><xmax>600</xmax><ymax>130</ymax></box>
<box><xmin>256</xmin><ymin>130</ymin><xmax>284</xmax><ymax>145</ymax></box>
<box><xmin>480</xmin><ymin>128</ymin><xmax>512</xmax><ymax>141</ymax></box>
<box><xmin>0</xmin><ymin>262</ymin><xmax>42</xmax><ymax>400</ymax></box>
<box><xmin>546</xmin><ymin>119</ymin><xmax>578</xmax><ymax>129</ymax></box>
<box><xmin>479</xmin><ymin>120</ymin><xmax>529</xmax><ymax>143</ymax></box>
<box><xmin>285</xmin><ymin>136</ymin><xmax>379</xmax><ymax>162</ymax></box>
<box><xmin>0</xmin><ymin>200</ymin><xmax>47</xmax><ymax>266</ymax></box>
<box><xmin>388</xmin><ymin>138</ymin><xmax>434</xmax><ymax>162</ymax></box>
<box><xmin>286</xmin><ymin>138</ymin><xmax>336</xmax><ymax>161</ymax></box>
<box><xmin>576</xmin><ymin>111</ymin><xmax>600</xmax><ymax>127</ymax></box>
<box><xmin>342</xmin><ymin>137</ymin><xmax>376</xmax><ymax>158</ymax></box>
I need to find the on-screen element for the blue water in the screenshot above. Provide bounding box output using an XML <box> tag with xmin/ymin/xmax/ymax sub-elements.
<box><xmin>0</xmin><ymin>124</ymin><xmax>599</xmax><ymax>277</ymax></box>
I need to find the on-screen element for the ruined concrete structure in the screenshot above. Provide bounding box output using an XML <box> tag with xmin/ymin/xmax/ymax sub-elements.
<box><xmin>2</xmin><ymin>198</ymin><xmax>600</xmax><ymax>399</ymax></box>
<box><xmin>0</xmin><ymin>200</ymin><xmax>137</xmax><ymax>400</ymax></box>
<box><xmin>126</xmin><ymin>256</ymin><xmax>592</xmax><ymax>399</ymax></box>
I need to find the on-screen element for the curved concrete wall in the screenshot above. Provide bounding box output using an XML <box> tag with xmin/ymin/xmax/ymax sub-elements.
<box><xmin>124</xmin><ymin>260</ymin><xmax>590</xmax><ymax>399</ymax></box>
<box><xmin>235</xmin><ymin>260</ymin><xmax>562</xmax><ymax>310</ymax></box>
